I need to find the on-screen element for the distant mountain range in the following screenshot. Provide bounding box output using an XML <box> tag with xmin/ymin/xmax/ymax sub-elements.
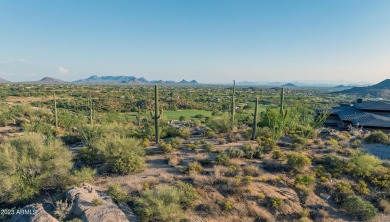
<box><xmin>336</xmin><ymin>79</ymin><xmax>390</xmax><ymax>98</ymax></box>
<box><xmin>236</xmin><ymin>81</ymin><xmax>360</xmax><ymax>88</ymax></box>
<box><xmin>282</xmin><ymin>83</ymin><xmax>297</xmax><ymax>87</ymax></box>
<box><xmin>0</xmin><ymin>77</ymin><xmax>10</xmax><ymax>83</ymax></box>
<box><xmin>73</xmin><ymin>75</ymin><xmax>199</xmax><ymax>85</ymax></box>
<box><xmin>0</xmin><ymin>75</ymin><xmax>199</xmax><ymax>85</ymax></box>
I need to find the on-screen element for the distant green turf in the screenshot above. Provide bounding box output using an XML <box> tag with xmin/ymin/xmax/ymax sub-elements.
<box><xmin>164</xmin><ymin>109</ymin><xmax>212</xmax><ymax>120</ymax></box>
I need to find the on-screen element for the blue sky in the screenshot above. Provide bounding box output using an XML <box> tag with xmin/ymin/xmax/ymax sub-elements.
<box><xmin>1</xmin><ymin>0</ymin><xmax>390</xmax><ymax>83</ymax></box>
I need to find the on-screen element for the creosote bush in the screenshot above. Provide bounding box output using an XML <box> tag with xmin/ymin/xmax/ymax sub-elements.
<box><xmin>286</xmin><ymin>152</ymin><xmax>312</xmax><ymax>172</ymax></box>
<box><xmin>364</xmin><ymin>130</ymin><xmax>389</xmax><ymax>144</ymax></box>
<box><xmin>109</xmin><ymin>184</ymin><xmax>129</xmax><ymax>203</ymax></box>
<box><xmin>341</xmin><ymin>195</ymin><xmax>378</xmax><ymax>221</ymax></box>
<box><xmin>134</xmin><ymin>182</ymin><xmax>198</xmax><ymax>222</ymax></box>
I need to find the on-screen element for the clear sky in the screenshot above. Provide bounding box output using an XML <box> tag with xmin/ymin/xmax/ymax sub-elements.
<box><xmin>1</xmin><ymin>0</ymin><xmax>390</xmax><ymax>84</ymax></box>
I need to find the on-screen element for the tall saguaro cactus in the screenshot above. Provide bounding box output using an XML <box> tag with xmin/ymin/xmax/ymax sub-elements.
<box><xmin>136</xmin><ymin>106</ymin><xmax>141</xmax><ymax>126</ymax></box>
<box><xmin>53</xmin><ymin>93</ymin><xmax>58</xmax><ymax>129</ymax></box>
<box><xmin>151</xmin><ymin>84</ymin><xmax>162</xmax><ymax>144</ymax></box>
<box><xmin>252</xmin><ymin>97</ymin><xmax>258</xmax><ymax>140</ymax></box>
<box><xmin>231</xmin><ymin>80</ymin><xmax>236</xmax><ymax>130</ymax></box>
<box><xmin>280</xmin><ymin>87</ymin><xmax>284</xmax><ymax>115</ymax></box>
<box><xmin>88</xmin><ymin>96</ymin><xmax>93</xmax><ymax>125</ymax></box>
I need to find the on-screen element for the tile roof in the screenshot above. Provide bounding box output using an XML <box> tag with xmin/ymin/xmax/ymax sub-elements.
<box><xmin>327</xmin><ymin>105</ymin><xmax>390</xmax><ymax>128</ymax></box>
<box><xmin>354</xmin><ymin>101</ymin><xmax>390</xmax><ymax>111</ymax></box>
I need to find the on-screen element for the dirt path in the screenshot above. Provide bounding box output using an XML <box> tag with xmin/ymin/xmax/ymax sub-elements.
<box><xmin>362</xmin><ymin>143</ymin><xmax>390</xmax><ymax>159</ymax></box>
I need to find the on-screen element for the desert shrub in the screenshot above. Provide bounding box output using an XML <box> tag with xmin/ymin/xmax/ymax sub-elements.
<box><xmin>348</xmin><ymin>154</ymin><xmax>382</xmax><ymax>178</ymax></box>
<box><xmin>76</xmin><ymin>146</ymin><xmax>105</xmax><ymax>166</ymax></box>
<box><xmin>354</xmin><ymin>180</ymin><xmax>370</xmax><ymax>195</ymax></box>
<box><xmin>169</xmin><ymin>137</ymin><xmax>182</xmax><ymax>149</ymax></box>
<box><xmin>159</xmin><ymin>141</ymin><xmax>174</xmax><ymax>153</ymax></box>
<box><xmin>179</xmin><ymin>127</ymin><xmax>191</xmax><ymax>139</ymax></box>
<box><xmin>258</xmin><ymin>137</ymin><xmax>277</xmax><ymax>153</ymax></box>
<box><xmin>286</xmin><ymin>152</ymin><xmax>311</xmax><ymax>172</ymax></box>
<box><xmin>185</xmin><ymin>161</ymin><xmax>203</xmax><ymax>174</ymax></box>
<box><xmin>266</xmin><ymin>196</ymin><xmax>284</xmax><ymax>209</ymax></box>
<box><xmin>292</xmin><ymin>135</ymin><xmax>307</xmax><ymax>145</ymax></box>
<box><xmin>341</xmin><ymin>195</ymin><xmax>377</xmax><ymax>221</ymax></box>
<box><xmin>351</xmin><ymin>139</ymin><xmax>361</xmax><ymax>148</ymax></box>
<box><xmin>202</xmin><ymin>142</ymin><xmax>215</xmax><ymax>152</ymax></box>
<box><xmin>54</xmin><ymin>199</ymin><xmax>72</xmax><ymax>221</ymax></box>
<box><xmin>22</xmin><ymin>120</ymin><xmax>56</xmax><ymax>140</ymax></box>
<box><xmin>241</xmin><ymin>143</ymin><xmax>256</xmax><ymax>159</ymax></box>
<box><xmin>217</xmin><ymin>137</ymin><xmax>227</xmax><ymax>145</ymax></box>
<box><xmin>78</xmin><ymin>124</ymin><xmax>106</xmax><ymax>146</ymax></box>
<box><xmin>109</xmin><ymin>184</ymin><xmax>129</xmax><ymax>203</ymax></box>
<box><xmin>379</xmin><ymin>199</ymin><xmax>390</xmax><ymax>213</ymax></box>
<box><xmin>216</xmin><ymin>154</ymin><xmax>231</xmax><ymax>166</ymax></box>
<box><xmin>243</xmin><ymin>165</ymin><xmax>261</xmax><ymax>177</ymax></box>
<box><xmin>295</xmin><ymin>174</ymin><xmax>315</xmax><ymax>187</ymax></box>
<box><xmin>226</xmin><ymin>147</ymin><xmax>244</xmax><ymax>158</ymax></box>
<box><xmin>166</xmin><ymin>154</ymin><xmax>182</xmax><ymax>166</ymax></box>
<box><xmin>368</xmin><ymin>167</ymin><xmax>390</xmax><ymax>189</ymax></box>
<box><xmin>222</xmin><ymin>199</ymin><xmax>234</xmax><ymax>211</ymax></box>
<box><xmin>207</xmin><ymin>113</ymin><xmax>231</xmax><ymax>133</ymax></box>
<box><xmin>92</xmin><ymin>197</ymin><xmax>103</xmax><ymax>206</ymax></box>
<box><xmin>134</xmin><ymin>182</ymin><xmax>198</xmax><ymax>222</ymax></box>
<box><xmin>204</xmin><ymin>127</ymin><xmax>216</xmax><ymax>138</ymax></box>
<box><xmin>333</xmin><ymin>181</ymin><xmax>354</xmax><ymax>203</ymax></box>
<box><xmin>97</xmin><ymin>136</ymin><xmax>146</xmax><ymax>174</ymax></box>
<box><xmin>321</xmin><ymin>154</ymin><xmax>345</xmax><ymax>177</ymax></box>
<box><xmin>294</xmin><ymin>174</ymin><xmax>315</xmax><ymax>195</ymax></box>
<box><xmin>186</xmin><ymin>143</ymin><xmax>198</xmax><ymax>150</ymax></box>
<box><xmin>69</xmin><ymin>167</ymin><xmax>96</xmax><ymax>186</ymax></box>
<box><xmin>0</xmin><ymin>133</ymin><xmax>72</xmax><ymax>204</ymax></box>
<box><xmin>272</xmin><ymin>148</ymin><xmax>285</xmax><ymax>160</ymax></box>
<box><xmin>364</xmin><ymin>130</ymin><xmax>389</xmax><ymax>144</ymax></box>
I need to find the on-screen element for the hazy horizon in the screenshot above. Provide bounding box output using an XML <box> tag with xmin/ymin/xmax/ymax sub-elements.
<box><xmin>1</xmin><ymin>0</ymin><xmax>390</xmax><ymax>83</ymax></box>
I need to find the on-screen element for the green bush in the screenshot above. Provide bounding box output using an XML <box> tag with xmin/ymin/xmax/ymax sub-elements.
<box><xmin>134</xmin><ymin>182</ymin><xmax>198</xmax><ymax>222</ymax></box>
<box><xmin>202</xmin><ymin>142</ymin><xmax>215</xmax><ymax>152</ymax></box>
<box><xmin>321</xmin><ymin>154</ymin><xmax>345</xmax><ymax>177</ymax></box>
<box><xmin>341</xmin><ymin>195</ymin><xmax>378</xmax><ymax>221</ymax></box>
<box><xmin>109</xmin><ymin>184</ymin><xmax>129</xmax><ymax>203</ymax></box>
<box><xmin>226</xmin><ymin>147</ymin><xmax>244</xmax><ymax>158</ymax></box>
<box><xmin>159</xmin><ymin>141</ymin><xmax>174</xmax><ymax>153</ymax></box>
<box><xmin>334</xmin><ymin>181</ymin><xmax>354</xmax><ymax>203</ymax></box>
<box><xmin>286</xmin><ymin>152</ymin><xmax>311</xmax><ymax>172</ymax></box>
<box><xmin>96</xmin><ymin>136</ymin><xmax>146</xmax><ymax>174</ymax></box>
<box><xmin>364</xmin><ymin>130</ymin><xmax>389</xmax><ymax>144</ymax></box>
<box><xmin>348</xmin><ymin>154</ymin><xmax>382</xmax><ymax>178</ymax></box>
<box><xmin>216</xmin><ymin>154</ymin><xmax>231</xmax><ymax>166</ymax></box>
<box><xmin>0</xmin><ymin>133</ymin><xmax>72</xmax><ymax>204</ymax></box>
<box><xmin>69</xmin><ymin>167</ymin><xmax>96</xmax><ymax>186</ymax></box>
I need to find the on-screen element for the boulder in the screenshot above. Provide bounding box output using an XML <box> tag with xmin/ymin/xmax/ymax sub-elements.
<box><xmin>10</xmin><ymin>204</ymin><xmax>59</xmax><ymax>222</ymax></box>
<box><xmin>66</xmin><ymin>183</ymin><xmax>129</xmax><ymax>222</ymax></box>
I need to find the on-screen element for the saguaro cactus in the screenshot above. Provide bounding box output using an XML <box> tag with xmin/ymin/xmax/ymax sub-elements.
<box><xmin>53</xmin><ymin>93</ymin><xmax>58</xmax><ymax>128</ymax></box>
<box><xmin>280</xmin><ymin>87</ymin><xmax>284</xmax><ymax>115</ymax></box>
<box><xmin>150</xmin><ymin>84</ymin><xmax>162</xmax><ymax>144</ymax></box>
<box><xmin>231</xmin><ymin>80</ymin><xmax>236</xmax><ymax>130</ymax></box>
<box><xmin>136</xmin><ymin>106</ymin><xmax>141</xmax><ymax>126</ymax></box>
<box><xmin>252</xmin><ymin>97</ymin><xmax>258</xmax><ymax>140</ymax></box>
<box><xmin>88</xmin><ymin>96</ymin><xmax>93</xmax><ymax>125</ymax></box>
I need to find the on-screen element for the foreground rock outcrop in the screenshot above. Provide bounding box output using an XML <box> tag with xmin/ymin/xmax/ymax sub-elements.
<box><xmin>66</xmin><ymin>183</ymin><xmax>129</xmax><ymax>222</ymax></box>
<box><xmin>10</xmin><ymin>204</ymin><xmax>59</xmax><ymax>222</ymax></box>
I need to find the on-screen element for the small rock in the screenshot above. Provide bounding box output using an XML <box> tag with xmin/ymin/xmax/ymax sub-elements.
<box><xmin>320</xmin><ymin>193</ymin><xmax>331</xmax><ymax>200</ymax></box>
